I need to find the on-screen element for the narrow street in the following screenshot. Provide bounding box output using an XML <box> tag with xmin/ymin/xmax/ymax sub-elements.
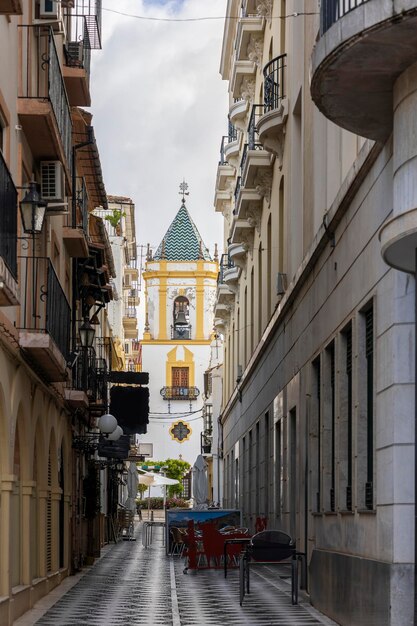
<box><xmin>15</xmin><ymin>519</ymin><xmax>338</xmax><ymax>626</ymax></box>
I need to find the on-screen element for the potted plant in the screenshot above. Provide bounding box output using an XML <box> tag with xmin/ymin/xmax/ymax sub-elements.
<box><xmin>105</xmin><ymin>209</ymin><xmax>125</xmax><ymax>235</ymax></box>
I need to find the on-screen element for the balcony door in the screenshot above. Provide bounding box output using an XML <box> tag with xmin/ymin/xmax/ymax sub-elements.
<box><xmin>172</xmin><ymin>367</ymin><xmax>189</xmax><ymax>389</ymax></box>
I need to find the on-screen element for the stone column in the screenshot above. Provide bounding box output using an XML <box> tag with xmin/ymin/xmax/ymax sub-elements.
<box><xmin>21</xmin><ymin>481</ymin><xmax>36</xmax><ymax>585</ymax></box>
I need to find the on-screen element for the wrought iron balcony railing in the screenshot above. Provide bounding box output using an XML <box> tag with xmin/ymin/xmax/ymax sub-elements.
<box><xmin>219</xmin><ymin>136</ymin><xmax>229</xmax><ymax>165</ymax></box>
<box><xmin>0</xmin><ymin>152</ymin><xmax>17</xmax><ymax>279</ymax></box>
<box><xmin>263</xmin><ymin>54</ymin><xmax>286</xmax><ymax>113</ymax></box>
<box><xmin>228</xmin><ymin>118</ymin><xmax>238</xmax><ymax>142</ymax></box>
<box><xmin>18</xmin><ymin>256</ymin><xmax>71</xmax><ymax>360</ymax></box>
<box><xmin>64</xmin><ymin>16</ymin><xmax>92</xmax><ymax>77</ymax></box>
<box><xmin>218</xmin><ymin>254</ymin><xmax>235</xmax><ymax>285</ymax></box>
<box><xmin>19</xmin><ymin>25</ymin><xmax>72</xmax><ymax>170</ymax></box>
<box><xmin>160</xmin><ymin>386</ymin><xmax>200</xmax><ymax>401</ymax></box>
<box><xmin>234</xmin><ymin>176</ymin><xmax>241</xmax><ymax>201</ymax></box>
<box><xmin>320</xmin><ymin>0</ymin><xmax>369</xmax><ymax>35</ymax></box>
<box><xmin>219</xmin><ymin>120</ymin><xmax>239</xmax><ymax>164</ymax></box>
<box><xmin>65</xmin><ymin>0</ymin><xmax>102</xmax><ymax>50</ymax></box>
<box><xmin>71</xmin><ymin>346</ymin><xmax>108</xmax><ymax>404</ymax></box>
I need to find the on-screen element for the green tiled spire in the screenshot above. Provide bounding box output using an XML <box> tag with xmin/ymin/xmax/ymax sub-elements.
<box><xmin>154</xmin><ymin>203</ymin><xmax>211</xmax><ymax>261</ymax></box>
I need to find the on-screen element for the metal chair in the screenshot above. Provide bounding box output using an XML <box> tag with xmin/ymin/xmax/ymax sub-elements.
<box><xmin>170</xmin><ymin>526</ymin><xmax>186</xmax><ymax>556</ymax></box>
<box><xmin>239</xmin><ymin>530</ymin><xmax>304</xmax><ymax>606</ymax></box>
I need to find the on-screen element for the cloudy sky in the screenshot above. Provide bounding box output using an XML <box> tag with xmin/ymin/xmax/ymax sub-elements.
<box><xmin>90</xmin><ymin>0</ymin><xmax>228</xmax><ymax>262</ymax></box>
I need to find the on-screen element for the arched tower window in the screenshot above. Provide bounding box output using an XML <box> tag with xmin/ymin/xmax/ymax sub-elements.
<box><xmin>172</xmin><ymin>296</ymin><xmax>191</xmax><ymax>339</ymax></box>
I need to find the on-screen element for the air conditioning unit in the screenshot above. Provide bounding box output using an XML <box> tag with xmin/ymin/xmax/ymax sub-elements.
<box><xmin>40</xmin><ymin>161</ymin><xmax>65</xmax><ymax>202</ymax></box>
<box><xmin>39</xmin><ymin>0</ymin><xmax>61</xmax><ymax>19</ymax></box>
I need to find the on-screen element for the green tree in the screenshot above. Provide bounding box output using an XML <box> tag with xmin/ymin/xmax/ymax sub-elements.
<box><xmin>139</xmin><ymin>458</ymin><xmax>191</xmax><ymax>497</ymax></box>
<box><xmin>104</xmin><ymin>209</ymin><xmax>125</xmax><ymax>230</ymax></box>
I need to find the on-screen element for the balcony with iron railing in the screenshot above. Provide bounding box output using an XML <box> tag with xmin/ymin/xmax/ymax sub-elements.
<box><xmin>216</xmin><ymin>254</ymin><xmax>237</xmax><ymax>304</ymax></box>
<box><xmin>240</xmin><ymin>104</ymin><xmax>273</xmax><ymax>189</ymax></box>
<box><xmin>18</xmin><ymin>257</ymin><xmax>71</xmax><ymax>381</ymax></box>
<box><xmin>63</xmin><ymin>17</ymin><xmax>92</xmax><ymax>107</ymax></box>
<box><xmin>234</xmin><ymin>155</ymin><xmax>264</xmax><ymax>224</ymax></box>
<box><xmin>18</xmin><ymin>25</ymin><xmax>72</xmax><ymax>185</ymax></box>
<box><xmin>229</xmin><ymin>96</ymin><xmax>249</xmax><ymax>131</ymax></box>
<box><xmin>65</xmin><ymin>347</ymin><xmax>108</xmax><ymax>412</ymax></box>
<box><xmin>257</xmin><ymin>54</ymin><xmax>288</xmax><ymax>158</ymax></box>
<box><xmin>311</xmin><ymin>0</ymin><xmax>417</xmax><ymax>141</ymax></box>
<box><xmin>65</xmin><ymin>0</ymin><xmax>102</xmax><ymax>50</ymax></box>
<box><xmin>0</xmin><ymin>152</ymin><xmax>18</xmax><ymax>305</ymax></box>
<box><xmin>160</xmin><ymin>386</ymin><xmax>200</xmax><ymax>401</ymax></box>
<box><xmin>63</xmin><ymin>176</ymin><xmax>89</xmax><ymax>257</ymax></box>
<box><xmin>215</xmin><ymin>124</ymin><xmax>238</xmax><ymax>214</ymax></box>
<box><xmin>215</xmin><ymin>136</ymin><xmax>236</xmax><ymax>196</ymax></box>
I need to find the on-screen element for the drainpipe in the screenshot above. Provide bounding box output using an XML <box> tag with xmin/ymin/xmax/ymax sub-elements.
<box><xmin>71</xmin><ymin>126</ymin><xmax>95</xmax><ymax>354</ymax></box>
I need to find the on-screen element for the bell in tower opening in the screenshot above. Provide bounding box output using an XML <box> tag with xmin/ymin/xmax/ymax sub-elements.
<box><xmin>173</xmin><ymin>296</ymin><xmax>190</xmax><ymax>338</ymax></box>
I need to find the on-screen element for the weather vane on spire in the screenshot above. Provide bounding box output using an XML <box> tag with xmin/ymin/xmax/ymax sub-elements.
<box><xmin>179</xmin><ymin>180</ymin><xmax>189</xmax><ymax>204</ymax></box>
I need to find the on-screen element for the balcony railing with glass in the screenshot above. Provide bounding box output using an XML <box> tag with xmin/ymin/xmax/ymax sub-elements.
<box><xmin>19</xmin><ymin>25</ymin><xmax>72</xmax><ymax>171</ymax></box>
<box><xmin>320</xmin><ymin>0</ymin><xmax>369</xmax><ymax>35</ymax></box>
<box><xmin>0</xmin><ymin>151</ymin><xmax>17</xmax><ymax>280</ymax></box>
<box><xmin>160</xmin><ymin>386</ymin><xmax>200</xmax><ymax>401</ymax></box>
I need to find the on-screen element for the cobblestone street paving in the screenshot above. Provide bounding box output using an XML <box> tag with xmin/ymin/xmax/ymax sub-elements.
<box><xmin>32</xmin><ymin>524</ymin><xmax>338</xmax><ymax>626</ymax></box>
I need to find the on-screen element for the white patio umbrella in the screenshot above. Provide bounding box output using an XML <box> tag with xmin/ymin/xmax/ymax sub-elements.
<box><xmin>192</xmin><ymin>454</ymin><xmax>208</xmax><ymax>510</ymax></box>
<box><xmin>142</xmin><ymin>472</ymin><xmax>179</xmax><ymax>509</ymax></box>
<box><xmin>138</xmin><ymin>473</ymin><xmax>157</xmax><ymax>518</ymax></box>
<box><xmin>124</xmin><ymin>461</ymin><xmax>139</xmax><ymax>512</ymax></box>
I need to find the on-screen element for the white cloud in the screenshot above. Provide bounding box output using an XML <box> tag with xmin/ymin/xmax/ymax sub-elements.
<box><xmin>90</xmin><ymin>0</ymin><xmax>228</xmax><ymax>259</ymax></box>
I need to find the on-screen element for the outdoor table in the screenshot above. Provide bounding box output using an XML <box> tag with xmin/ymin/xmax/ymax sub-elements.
<box><xmin>224</xmin><ymin>537</ymin><xmax>252</xmax><ymax>577</ymax></box>
<box><xmin>142</xmin><ymin>521</ymin><xmax>166</xmax><ymax>548</ymax></box>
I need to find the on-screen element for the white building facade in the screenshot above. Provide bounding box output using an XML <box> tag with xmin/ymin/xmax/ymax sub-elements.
<box><xmin>140</xmin><ymin>197</ymin><xmax>218</xmax><ymax>471</ymax></box>
<box><xmin>213</xmin><ymin>1</ymin><xmax>417</xmax><ymax>624</ymax></box>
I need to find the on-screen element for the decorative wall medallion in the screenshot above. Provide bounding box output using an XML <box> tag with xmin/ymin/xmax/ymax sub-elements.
<box><xmin>170</xmin><ymin>420</ymin><xmax>192</xmax><ymax>443</ymax></box>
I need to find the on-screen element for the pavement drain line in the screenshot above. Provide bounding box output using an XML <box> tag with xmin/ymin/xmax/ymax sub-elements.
<box><xmin>170</xmin><ymin>559</ymin><xmax>181</xmax><ymax>626</ymax></box>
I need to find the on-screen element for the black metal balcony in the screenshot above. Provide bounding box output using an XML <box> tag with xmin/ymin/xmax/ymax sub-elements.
<box><xmin>218</xmin><ymin>254</ymin><xmax>235</xmax><ymax>285</ymax></box>
<box><xmin>65</xmin><ymin>0</ymin><xmax>102</xmax><ymax>50</ymax></box>
<box><xmin>263</xmin><ymin>54</ymin><xmax>286</xmax><ymax>113</ymax></box>
<box><xmin>0</xmin><ymin>152</ymin><xmax>17</xmax><ymax>280</ymax></box>
<box><xmin>63</xmin><ymin>15</ymin><xmax>92</xmax><ymax>107</ymax></box>
<box><xmin>312</xmin><ymin>1</ymin><xmax>417</xmax><ymax>141</ymax></box>
<box><xmin>19</xmin><ymin>257</ymin><xmax>70</xmax><ymax>356</ymax></box>
<box><xmin>18</xmin><ymin>25</ymin><xmax>72</xmax><ymax>174</ymax></box>
<box><xmin>320</xmin><ymin>0</ymin><xmax>369</xmax><ymax>35</ymax></box>
<box><xmin>219</xmin><ymin>136</ymin><xmax>229</xmax><ymax>165</ymax></box>
<box><xmin>160</xmin><ymin>386</ymin><xmax>200</xmax><ymax>401</ymax></box>
<box><xmin>228</xmin><ymin>118</ymin><xmax>238</xmax><ymax>141</ymax></box>
<box><xmin>234</xmin><ymin>176</ymin><xmax>241</xmax><ymax>206</ymax></box>
<box><xmin>73</xmin><ymin>348</ymin><xmax>108</xmax><ymax>404</ymax></box>
<box><xmin>18</xmin><ymin>257</ymin><xmax>71</xmax><ymax>380</ymax></box>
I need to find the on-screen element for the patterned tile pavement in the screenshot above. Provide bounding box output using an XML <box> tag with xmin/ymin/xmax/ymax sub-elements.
<box><xmin>16</xmin><ymin>522</ymin><xmax>339</xmax><ymax>626</ymax></box>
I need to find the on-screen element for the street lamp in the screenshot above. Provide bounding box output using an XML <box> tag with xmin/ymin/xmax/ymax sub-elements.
<box><xmin>19</xmin><ymin>182</ymin><xmax>47</xmax><ymax>234</ymax></box>
<box><xmin>79</xmin><ymin>317</ymin><xmax>95</xmax><ymax>348</ymax></box>
<box><xmin>72</xmin><ymin>413</ymin><xmax>122</xmax><ymax>454</ymax></box>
